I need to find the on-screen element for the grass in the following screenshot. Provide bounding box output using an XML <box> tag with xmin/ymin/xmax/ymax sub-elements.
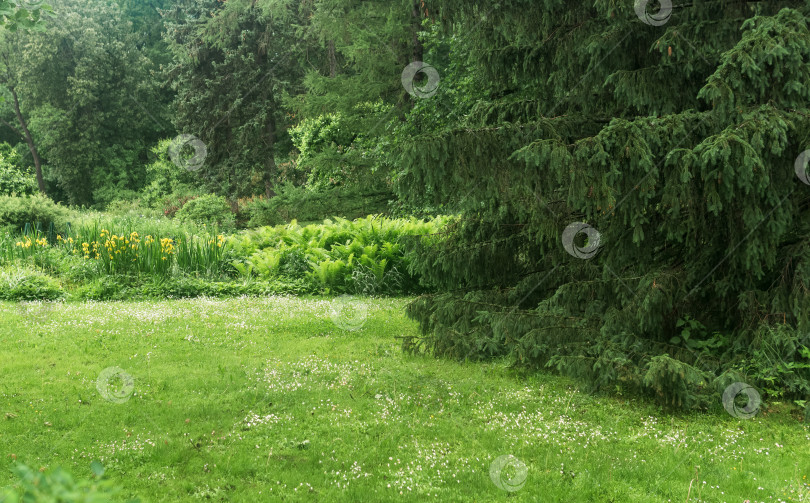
<box><xmin>0</xmin><ymin>296</ymin><xmax>808</xmax><ymax>502</ymax></box>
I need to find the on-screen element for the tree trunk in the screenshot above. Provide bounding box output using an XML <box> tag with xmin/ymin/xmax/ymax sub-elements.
<box><xmin>265</xmin><ymin>111</ymin><xmax>277</xmax><ymax>199</ymax></box>
<box><xmin>9</xmin><ymin>86</ymin><xmax>45</xmax><ymax>194</ymax></box>
<box><xmin>412</xmin><ymin>2</ymin><xmax>424</xmax><ymax>63</ymax></box>
<box><xmin>328</xmin><ymin>39</ymin><xmax>337</xmax><ymax>78</ymax></box>
<box><xmin>256</xmin><ymin>25</ymin><xmax>277</xmax><ymax>200</ymax></box>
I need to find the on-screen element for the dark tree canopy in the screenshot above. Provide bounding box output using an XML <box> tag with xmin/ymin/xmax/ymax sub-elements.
<box><xmin>395</xmin><ymin>0</ymin><xmax>810</xmax><ymax>407</ymax></box>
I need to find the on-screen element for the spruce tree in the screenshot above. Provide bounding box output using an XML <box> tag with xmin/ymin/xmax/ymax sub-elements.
<box><xmin>395</xmin><ymin>0</ymin><xmax>810</xmax><ymax>407</ymax></box>
<box><xmin>163</xmin><ymin>0</ymin><xmax>309</xmax><ymax>198</ymax></box>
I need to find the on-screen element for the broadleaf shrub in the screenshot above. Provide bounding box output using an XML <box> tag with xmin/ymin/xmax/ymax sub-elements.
<box><xmin>0</xmin><ymin>143</ymin><xmax>37</xmax><ymax>196</ymax></box>
<box><xmin>0</xmin><ymin>194</ymin><xmax>70</xmax><ymax>233</ymax></box>
<box><xmin>174</xmin><ymin>194</ymin><xmax>235</xmax><ymax>231</ymax></box>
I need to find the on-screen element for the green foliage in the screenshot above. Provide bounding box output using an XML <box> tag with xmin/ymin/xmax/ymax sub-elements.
<box><xmin>0</xmin><ymin>143</ymin><xmax>35</xmax><ymax>195</ymax></box>
<box><xmin>0</xmin><ymin>193</ymin><xmax>68</xmax><ymax>232</ymax></box>
<box><xmin>230</xmin><ymin>215</ymin><xmax>445</xmax><ymax>294</ymax></box>
<box><xmin>11</xmin><ymin>0</ymin><xmax>163</xmax><ymax>205</ymax></box>
<box><xmin>396</xmin><ymin>1</ymin><xmax>810</xmax><ymax>407</ymax></box>
<box><xmin>139</xmin><ymin>138</ymin><xmax>201</xmax><ymax>209</ymax></box>
<box><xmin>164</xmin><ymin>0</ymin><xmax>308</xmax><ymax>197</ymax></box>
<box><xmin>288</xmin><ymin>0</ymin><xmax>420</xmax><ymax>198</ymax></box>
<box><xmin>245</xmin><ymin>183</ymin><xmax>392</xmax><ymax>227</ymax></box>
<box><xmin>0</xmin><ymin>1</ymin><xmax>53</xmax><ymax>32</ymax></box>
<box><xmin>174</xmin><ymin>194</ymin><xmax>235</xmax><ymax>231</ymax></box>
<box><xmin>732</xmin><ymin>325</ymin><xmax>810</xmax><ymax>399</ymax></box>
<box><xmin>102</xmin><ymin>199</ymin><xmax>163</xmax><ymax>220</ymax></box>
<box><xmin>0</xmin><ymin>463</ymin><xmax>128</xmax><ymax>503</ymax></box>
<box><xmin>0</xmin><ymin>263</ymin><xmax>62</xmax><ymax>300</ymax></box>
<box><xmin>289</xmin><ymin>113</ymin><xmax>353</xmax><ymax>187</ymax></box>
<box><xmin>289</xmin><ymin>104</ymin><xmax>395</xmax><ymax>191</ymax></box>
<box><xmin>73</xmin><ymin>274</ymin><xmax>310</xmax><ymax>301</ymax></box>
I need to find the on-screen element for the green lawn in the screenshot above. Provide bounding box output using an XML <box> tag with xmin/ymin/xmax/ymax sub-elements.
<box><xmin>0</xmin><ymin>297</ymin><xmax>808</xmax><ymax>502</ymax></box>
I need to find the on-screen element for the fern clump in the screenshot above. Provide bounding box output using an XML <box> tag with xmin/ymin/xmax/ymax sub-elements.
<box><xmin>230</xmin><ymin>215</ymin><xmax>447</xmax><ymax>295</ymax></box>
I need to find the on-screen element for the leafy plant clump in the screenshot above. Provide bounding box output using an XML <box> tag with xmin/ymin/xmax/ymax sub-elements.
<box><xmin>244</xmin><ymin>183</ymin><xmax>392</xmax><ymax>228</ymax></box>
<box><xmin>173</xmin><ymin>194</ymin><xmax>235</xmax><ymax>231</ymax></box>
<box><xmin>0</xmin><ymin>264</ymin><xmax>63</xmax><ymax>301</ymax></box>
<box><xmin>0</xmin><ymin>194</ymin><xmax>70</xmax><ymax>233</ymax></box>
<box><xmin>0</xmin><ymin>144</ymin><xmax>37</xmax><ymax>197</ymax></box>
<box><xmin>0</xmin><ymin>463</ymin><xmax>133</xmax><ymax>503</ymax></box>
<box><xmin>230</xmin><ymin>215</ymin><xmax>447</xmax><ymax>295</ymax></box>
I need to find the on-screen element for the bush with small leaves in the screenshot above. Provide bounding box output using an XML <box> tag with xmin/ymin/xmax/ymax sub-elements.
<box><xmin>174</xmin><ymin>194</ymin><xmax>235</xmax><ymax>231</ymax></box>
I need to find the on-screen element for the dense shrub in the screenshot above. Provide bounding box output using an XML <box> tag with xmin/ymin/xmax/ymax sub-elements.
<box><xmin>289</xmin><ymin>113</ymin><xmax>357</xmax><ymax>189</ymax></box>
<box><xmin>0</xmin><ymin>194</ymin><xmax>70</xmax><ymax>233</ymax></box>
<box><xmin>174</xmin><ymin>194</ymin><xmax>235</xmax><ymax>231</ymax></box>
<box><xmin>0</xmin><ymin>143</ymin><xmax>37</xmax><ymax>196</ymax></box>
<box><xmin>245</xmin><ymin>183</ymin><xmax>392</xmax><ymax>227</ymax></box>
<box><xmin>140</xmin><ymin>139</ymin><xmax>201</xmax><ymax>209</ymax></box>
<box><xmin>162</xmin><ymin>194</ymin><xmax>197</xmax><ymax>219</ymax></box>
<box><xmin>91</xmin><ymin>185</ymin><xmax>140</xmax><ymax>209</ymax></box>
<box><xmin>0</xmin><ymin>265</ymin><xmax>63</xmax><ymax>300</ymax></box>
<box><xmin>103</xmin><ymin>198</ymin><xmax>163</xmax><ymax>219</ymax></box>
